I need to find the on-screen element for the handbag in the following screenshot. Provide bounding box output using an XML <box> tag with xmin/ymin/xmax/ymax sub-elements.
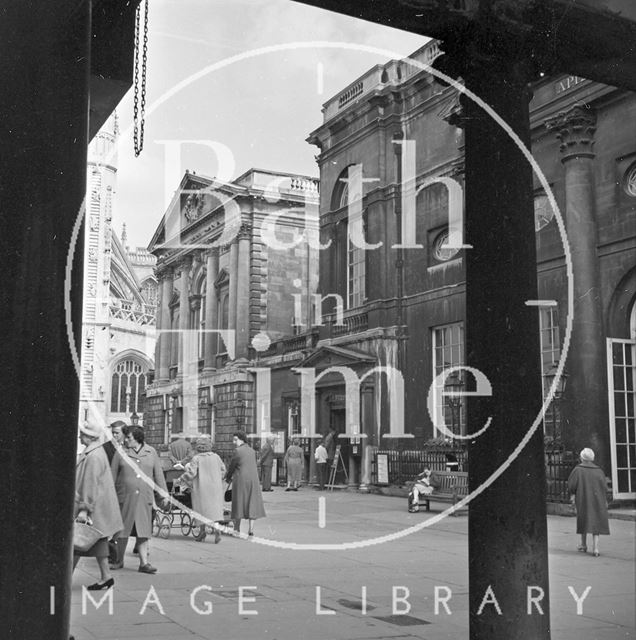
<box><xmin>224</xmin><ymin>485</ymin><xmax>232</xmax><ymax>502</ymax></box>
<box><xmin>73</xmin><ymin>518</ymin><xmax>104</xmax><ymax>553</ymax></box>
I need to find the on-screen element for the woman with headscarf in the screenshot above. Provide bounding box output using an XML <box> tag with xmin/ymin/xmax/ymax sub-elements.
<box><xmin>224</xmin><ymin>431</ymin><xmax>266</xmax><ymax>536</ymax></box>
<box><xmin>111</xmin><ymin>426</ymin><xmax>168</xmax><ymax>573</ymax></box>
<box><xmin>74</xmin><ymin>422</ymin><xmax>123</xmax><ymax>590</ymax></box>
<box><xmin>283</xmin><ymin>437</ymin><xmax>304</xmax><ymax>491</ymax></box>
<box><xmin>176</xmin><ymin>438</ymin><xmax>226</xmax><ymax>543</ymax></box>
<box><xmin>567</xmin><ymin>447</ymin><xmax>610</xmax><ymax>556</ymax></box>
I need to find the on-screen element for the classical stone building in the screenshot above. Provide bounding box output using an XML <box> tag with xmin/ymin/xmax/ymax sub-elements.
<box><xmin>143</xmin><ymin>168</ymin><xmax>319</xmax><ymax>459</ymax></box>
<box><xmin>295</xmin><ymin>41</ymin><xmax>636</xmax><ymax>497</ymax></box>
<box><xmin>79</xmin><ymin>114</ymin><xmax>157</xmax><ymax>428</ymax></box>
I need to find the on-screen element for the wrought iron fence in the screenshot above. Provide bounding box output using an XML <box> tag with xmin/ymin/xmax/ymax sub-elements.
<box><xmin>372</xmin><ymin>448</ymin><xmax>576</xmax><ymax>503</ymax></box>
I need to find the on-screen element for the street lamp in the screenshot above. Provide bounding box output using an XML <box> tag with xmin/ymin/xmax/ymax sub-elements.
<box><xmin>444</xmin><ymin>370</ymin><xmax>464</xmax><ymax>437</ymax></box>
<box><xmin>544</xmin><ymin>363</ymin><xmax>568</xmax><ymax>443</ymax></box>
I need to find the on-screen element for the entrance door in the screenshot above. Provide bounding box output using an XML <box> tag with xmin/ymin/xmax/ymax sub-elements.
<box><xmin>607</xmin><ymin>338</ymin><xmax>636</xmax><ymax>499</ymax></box>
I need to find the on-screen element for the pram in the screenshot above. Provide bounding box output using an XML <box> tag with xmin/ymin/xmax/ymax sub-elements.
<box><xmin>153</xmin><ymin>468</ymin><xmax>233</xmax><ymax>539</ymax></box>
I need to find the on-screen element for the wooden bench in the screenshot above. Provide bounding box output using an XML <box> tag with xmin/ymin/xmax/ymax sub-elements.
<box><xmin>408</xmin><ymin>470</ymin><xmax>468</xmax><ymax>515</ymax></box>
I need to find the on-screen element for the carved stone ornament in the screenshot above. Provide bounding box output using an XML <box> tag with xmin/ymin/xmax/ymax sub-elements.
<box><xmin>545</xmin><ymin>103</ymin><xmax>597</xmax><ymax>161</ymax></box>
<box><xmin>184</xmin><ymin>192</ymin><xmax>204</xmax><ymax>223</ymax></box>
<box><xmin>89</xmin><ymin>215</ymin><xmax>99</xmax><ymax>231</ymax></box>
<box><xmin>88</xmin><ymin>246</ymin><xmax>98</xmax><ymax>262</ymax></box>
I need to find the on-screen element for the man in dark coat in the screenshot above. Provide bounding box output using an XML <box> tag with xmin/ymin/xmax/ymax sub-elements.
<box><xmin>225</xmin><ymin>431</ymin><xmax>266</xmax><ymax>536</ymax></box>
<box><xmin>567</xmin><ymin>447</ymin><xmax>610</xmax><ymax>556</ymax></box>
<box><xmin>258</xmin><ymin>435</ymin><xmax>275</xmax><ymax>491</ymax></box>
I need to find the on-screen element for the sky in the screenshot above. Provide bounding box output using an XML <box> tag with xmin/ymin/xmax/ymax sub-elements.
<box><xmin>111</xmin><ymin>0</ymin><xmax>428</xmax><ymax>248</ymax></box>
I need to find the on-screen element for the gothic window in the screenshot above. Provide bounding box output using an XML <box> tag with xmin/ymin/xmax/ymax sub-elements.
<box><xmin>140</xmin><ymin>277</ymin><xmax>158</xmax><ymax>307</ymax></box>
<box><xmin>110</xmin><ymin>358</ymin><xmax>148</xmax><ymax>414</ymax></box>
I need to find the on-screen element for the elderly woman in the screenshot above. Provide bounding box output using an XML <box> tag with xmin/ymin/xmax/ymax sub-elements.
<box><xmin>567</xmin><ymin>447</ymin><xmax>610</xmax><ymax>557</ymax></box>
<box><xmin>176</xmin><ymin>438</ymin><xmax>226</xmax><ymax>543</ymax></box>
<box><xmin>73</xmin><ymin>422</ymin><xmax>123</xmax><ymax>590</ymax></box>
<box><xmin>284</xmin><ymin>437</ymin><xmax>304</xmax><ymax>491</ymax></box>
<box><xmin>111</xmin><ymin>426</ymin><xmax>168</xmax><ymax>573</ymax></box>
<box><xmin>224</xmin><ymin>431</ymin><xmax>266</xmax><ymax>536</ymax></box>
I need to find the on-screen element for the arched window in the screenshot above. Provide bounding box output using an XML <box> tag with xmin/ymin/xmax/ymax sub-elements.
<box><xmin>331</xmin><ymin>166</ymin><xmax>353</xmax><ymax>211</ymax></box>
<box><xmin>110</xmin><ymin>358</ymin><xmax>149</xmax><ymax>414</ymax></box>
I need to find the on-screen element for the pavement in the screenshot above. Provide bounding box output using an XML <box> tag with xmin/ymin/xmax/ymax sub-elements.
<box><xmin>70</xmin><ymin>488</ymin><xmax>635</xmax><ymax>640</ymax></box>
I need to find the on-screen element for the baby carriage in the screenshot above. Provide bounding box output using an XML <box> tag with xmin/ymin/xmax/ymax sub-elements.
<box><xmin>153</xmin><ymin>468</ymin><xmax>233</xmax><ymax>539</ymax></box>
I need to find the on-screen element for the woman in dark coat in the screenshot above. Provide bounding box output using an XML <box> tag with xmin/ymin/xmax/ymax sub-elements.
<box><xmin>224</xmin><ymin>431</ymin><xmax>266</xmax><ymax>536</ymax></box>
<box><xmin>567</xmin><ymin>447</ymin><xmax>610</xmax><ymax>556</ymax></box>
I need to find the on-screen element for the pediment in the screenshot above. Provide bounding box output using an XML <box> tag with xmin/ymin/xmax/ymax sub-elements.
<box><xmin>298</xmin><ymin>345</ymin><xmax>375</xmax><ymax>370</ymax></box>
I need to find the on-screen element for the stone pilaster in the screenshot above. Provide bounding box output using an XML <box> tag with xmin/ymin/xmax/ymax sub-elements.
<box><xmin>546</xmin><ymin>103</ymin><xmax>608</xmax><ymax>471</ymax></box>
<box><xmin>177</xmin><ymin>256</ymin><xmax>192</xmax><ymax>373</ymax></box>
<box><xmin>203</xmin><ymin>248</ymin><xmax>219</xmax><ymax>371</ymax></box>
<box><xmin>228</xmin><ymin>240</ymin><xmax>239</xmax><ymax>359</ymax></box>
<box><xmin>156</xmin><ymin>265</ymin><xmax>174</xmax><ymax>382</ymax></box>
<box><xmin>235</xmin><ymin>225</ymin><xmax>251</xmax><ymax>359</ymax></box>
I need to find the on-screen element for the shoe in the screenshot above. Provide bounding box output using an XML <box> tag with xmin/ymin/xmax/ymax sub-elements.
<box><xmin>194</xmin><ymin>528</ymin><xmax>207</xmax><ymax>542</ymax></box>
<box><xmin>138</xmin><ymin>563</ymin><xmax>157</xmax><ymax>574</ymax></box>
<box><xmin>109</xmin><ymin>561</ymin><xmax>123</xmax><ymax>570</ymax></box>
<box><xmin>293</xmin><ymin>487</ymin><xmax>298</xmax><ymax>491</ymax></box>
<box><xmin>577</xmin><ymin>545</ymin><xmax>587</xmax><ymax>553</ymax></box>
<box><xmin>285</xmin><ymin>487</ymin><xmax>291</xmax><ymax>491</ymax></box>
<box><xmin>248</xmin><ymin>531</ymin><xmax>254</xmax><ymax>537</ymax></box>
<box><xmin>593</xmin><ymin>551</ymin><xmax>600</xmax><ymax>557</ymax></box>
<box><xmin>214</xmin><ymin>530</ymin><xmax>222</xmax><ymax>544</ymax></box>
<box><xmin>87</xmin><ymin>578</ymin><xmax>114</xmax><ymax>591</ymax></box>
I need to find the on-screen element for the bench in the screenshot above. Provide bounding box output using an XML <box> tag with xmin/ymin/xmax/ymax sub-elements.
<box><xmin>407</xmin><ymin>470</ymin><xmax>468</xmax><ymax>515</ymax></box>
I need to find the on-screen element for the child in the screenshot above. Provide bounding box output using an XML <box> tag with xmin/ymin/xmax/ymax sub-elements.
<box><xmin>408</xmin><ymin>466</ymin><xmax>440</xmax><ymax>513</ymax></box>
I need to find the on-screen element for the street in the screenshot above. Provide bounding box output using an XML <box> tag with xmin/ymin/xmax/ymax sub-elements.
<box><xmin>71</xmin><ymin>489</ymin><xmax>635</xmax><ymax>640</ymax></box>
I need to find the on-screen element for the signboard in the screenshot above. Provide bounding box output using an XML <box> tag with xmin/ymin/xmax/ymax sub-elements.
<box><xmin>376</xmin><ymin>453</ymin><xmax>389</xmax><ymax>485</ymax></box>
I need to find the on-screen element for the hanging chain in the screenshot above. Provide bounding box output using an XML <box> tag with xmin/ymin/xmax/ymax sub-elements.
<box><xmin>133</xmin><ymin>0</ymin><xmax>149</xmax><ymax>157</ymax></box>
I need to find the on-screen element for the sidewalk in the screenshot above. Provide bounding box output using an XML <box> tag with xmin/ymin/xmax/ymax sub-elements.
<box><xmin>70</xmin><ymin>488</ymin><xmax>635</xmax><ymax>640</ymax></box>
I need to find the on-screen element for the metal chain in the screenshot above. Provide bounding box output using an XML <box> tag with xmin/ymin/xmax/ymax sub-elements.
<box><xmin>133</xmin><ymin>0</ymin><xmax>149</xmax><ymax>157</ymax></box>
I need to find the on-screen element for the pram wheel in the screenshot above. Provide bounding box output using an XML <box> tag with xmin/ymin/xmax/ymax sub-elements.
<box><xmin>191</xmin><ymin>523</ymin><xmax>203</xmax><ymax>539</ymax></box>
<box><xmin>158</xmin><ymin>514</ymin><xmax>171</xmax><ymax>539</ymax></box>
<box><xmin>180</xmin><ymin>513</ymin><xmax>193</xmax><ymax>536</ymax></box>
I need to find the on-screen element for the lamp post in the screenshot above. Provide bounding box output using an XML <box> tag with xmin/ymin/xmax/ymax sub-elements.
<box><xmin>444</xmin><ymin>370</ymin><xmax>464</xmax><ymax>437</ymax></box>
<box><xmin>130</xmin><ymin>412</ymin><xmax>140</xmax><ymax>427</ymax></box>
<box><xmin>544</xmin><ymin>363</ymin><xmax>568</xmax><ymax>444</ymax></box>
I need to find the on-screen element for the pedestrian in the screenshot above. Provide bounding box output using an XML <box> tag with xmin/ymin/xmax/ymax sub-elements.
<box><xmin>284</xmin><ymin>437</ymin><xmax>304</xmax><ymax>491</ymax></box>
<box><xmin>567</xmin><ymin>447</ymin><xmax>610</xmax><ymax>557</ymax></box>
<box><xmin>224</xmin><ymin>431</ymin><xmax>266</xmax><ymax>536</ymax></box>
<box><xmin>176</xmin><ymin>438</ymin><xmax>225</xmax><ymax>543</ymax></box>
<box><xmin>102</xmin><ymin>420</ymin><xmax>126</xmax><ymax>464</ymax></box>
<box><xmin>324</xmin><ymin>426</ymin><xmax>337</xmax><ymax>469</ymax></box>
<box><xmin>314</xmin><ymin>439</ymin><xmax>328</xmax><ymax>490</ymax></box>
<box><xmin>408</xmin><ymin>465</ymin><xmax>441</xmax><ymax>513</ymax></box>
<box><xmin>111</xmin><ymin>426</ymin><xmax>168</xmax><ymax>573</ymax></box>
<box><xmin>169</xmin><ymin>434</ymin><xmax>193</xmax><ymax>466</ymax></box>
<box><xmin>258</xmin><ymin>435</ymin><xmax>275</xmax><ymax>491</ymax></box>
<box><xmin>73</xmin><ymin>422</ymin><xmax>123</xmax><ymax>591</ymax></box>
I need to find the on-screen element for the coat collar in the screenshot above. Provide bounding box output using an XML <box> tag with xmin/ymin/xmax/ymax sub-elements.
<box><xmin>76</xmin><ymin>439</ymin><xmax>103</xmax><ymax>465</ymax></box>
<box><xmin>579</xmin><ymin>461</ymin><xmax>599</xmax><ymax>469</ymax></box>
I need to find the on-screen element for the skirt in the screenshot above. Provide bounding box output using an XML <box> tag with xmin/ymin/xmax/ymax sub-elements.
<box><xmin>74</xmin><ymin>537</ymin><xmax>109</xmax><ymax>558</ymax></box>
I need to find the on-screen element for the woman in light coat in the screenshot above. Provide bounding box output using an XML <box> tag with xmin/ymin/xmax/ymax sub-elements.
<box><xmin>224</xmin><ymin>431</ymin><xmax>266</xmax><ymax>536</ymax></box>
<box><xmin>111</xmin><ymin>426</ymin><xmax>168</xmax><ymax>573</ymax></box>
<box><xmin>284</xmin><ymin>437</ymin><xmax>304</xmax><ymax>491</ymax></box>
<box><xmin>567</xmin><ymin>447</ymin><xmax>610</xmax><ymax>556</ymax></box>
<box><xmin>176</xmin><ymin>438</ymin><xmax>226</xmax><ymax>543</ymax></box>
<box><xmin>74</xmin><ymin>422</ymin><xmax>123</xmax><ymax>590</ymax></box>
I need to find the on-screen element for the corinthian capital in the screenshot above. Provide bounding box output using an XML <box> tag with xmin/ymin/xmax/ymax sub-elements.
<box><xmin>545</xmin><ymin>103</ymin><xmax>596</xmax><ymax>161</ymax></box>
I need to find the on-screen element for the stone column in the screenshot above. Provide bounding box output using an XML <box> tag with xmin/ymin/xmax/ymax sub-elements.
<box><xmin>358</xmin><ymin>385</ymin><xmax>375</xmax><ymax>491</ymax></box>
<box><xmin>546</xmin><ymin>104</ymin><xmax>608</xmax><ymax>471</ymax></box>
<box><xmin>177</xmin><ymin>256</ymin><xmax>192</xmax><ymax>374</ymax></box>
<box><xmin>235</xmin><ymin>225</ymin><xmax>251</xmax><ymax>359</ymax></box>
<box><xmin>228</xmin><ymin>240</ymin><xmax>239</xmax><ymax>359</ymax></box>
<box><xmin>0</xmin><ymin>5</ymin><xmax>92</xmax><ymax>638</ymax></box>
<box><xmin>445</xmin><ymin>50</ymin><xmax>550</xmax><ymax>639</ymax></box>
<box><xmin>157</xmin><ymin>266</ymin><xmax>174</xmax><ymax>382</ymax></box>
<box><xmin>203</xmin><ymin>248</ymin><xmax>219</xmax><ymax>372</ymax></box>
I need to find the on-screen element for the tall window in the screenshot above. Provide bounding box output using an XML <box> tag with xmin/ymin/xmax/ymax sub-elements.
<box><xmin>110</xmin><ymin>358</ymin><xmax>148</xmax><ymax>414</ymax></box>
<box><xmin>432</xmin><ymin>323</ymin><xmax>465</xmax><ymax>436</ymax></box>
<box><xmin>347</xmin><ymin>237</ymin><xmax>365</xmax><ymax>308</ymax></box>
<box><xmin>539</xmin><ymin>306</ymin><xmax>561</xmax><ymax>437</ymax></box>
<box><xmin>189</xmin><ymin>276</ymin><xmax>206</xmax><ymax>361</ymax></box>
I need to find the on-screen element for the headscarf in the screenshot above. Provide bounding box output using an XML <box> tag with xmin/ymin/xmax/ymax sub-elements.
<box><xmin>580</xmin><ymin>447</ymin><xmax>595</xmax><ymax>462</ymax></box>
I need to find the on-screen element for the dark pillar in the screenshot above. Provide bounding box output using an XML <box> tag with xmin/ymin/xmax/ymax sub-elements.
<box><xmin>459</xmin><ymin>57</ymin><xmax>550</xmax><ymax>638</ymax></box>
<box><xmin>0</xmin><ymin>5</ymin><xmax>91</xmax><ymax>639</ymax></box>
<box><xmin>545</xmin><ymin>105</ymin><xmax>608</xmax><ymax>472</ymax></box>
